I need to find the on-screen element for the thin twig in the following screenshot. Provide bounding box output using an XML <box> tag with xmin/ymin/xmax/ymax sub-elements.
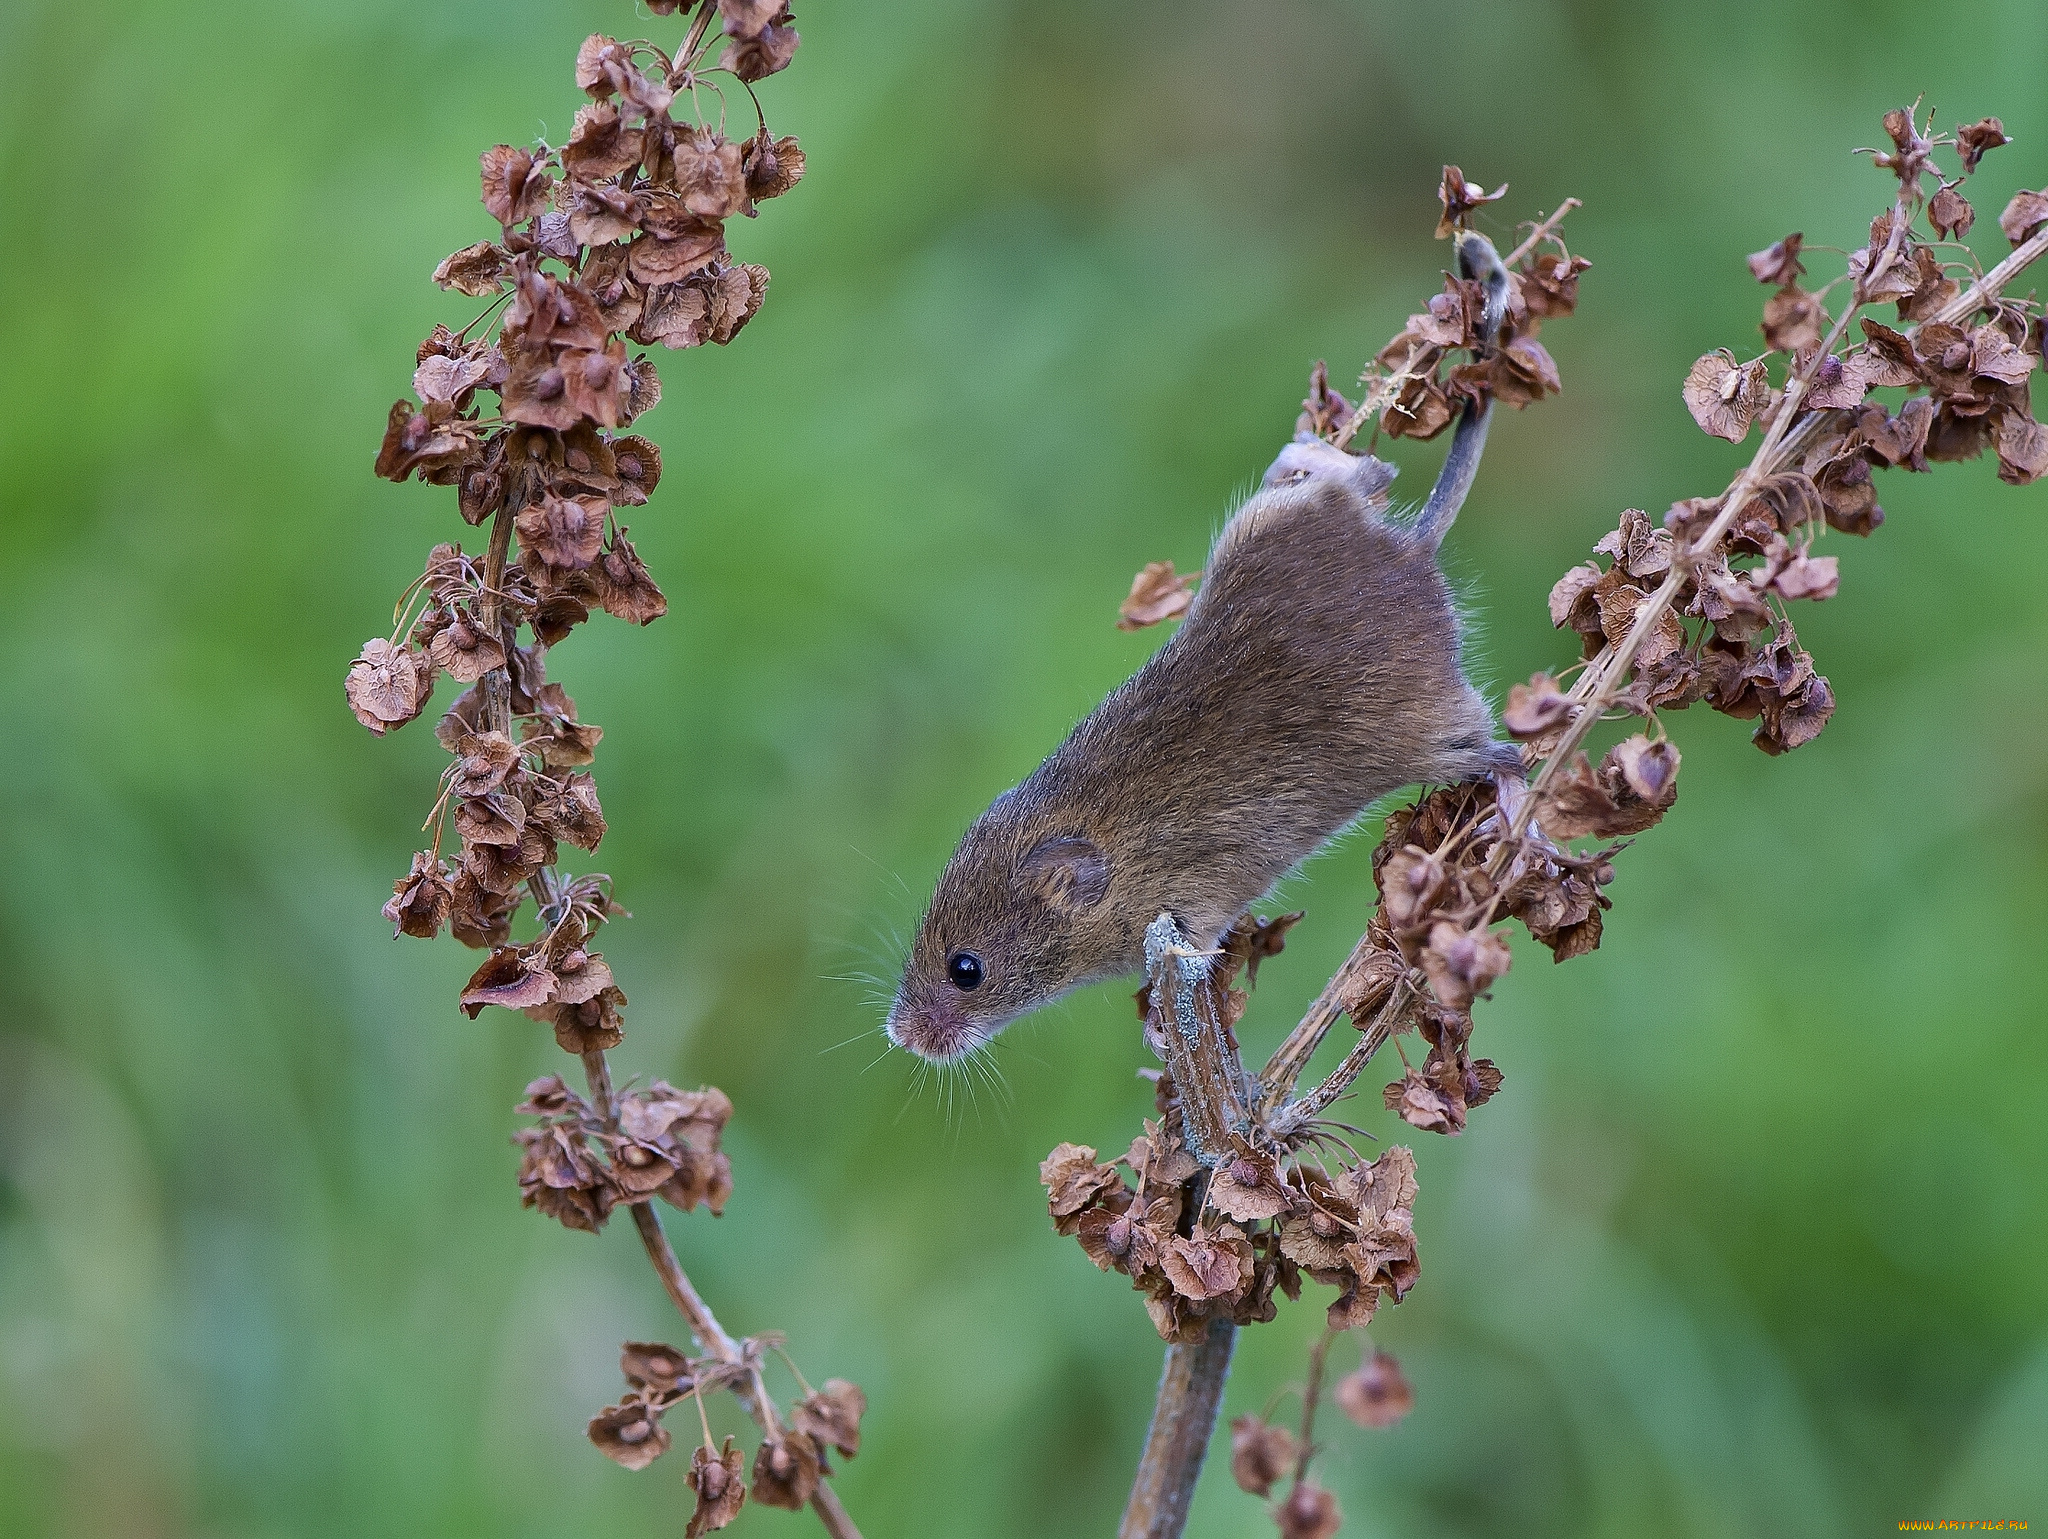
<box><xmin>1502</xmin><ymin>198</ymin><xmax>1583</xmax><ymax>268</ymax></box>
<box><xmin>676</xmin><ymin>0</ymin><xmax>718</xmax><ymax>74</ymax></box>
<box><xmin>1290</xmin><ymin>1326</ymin><xmax>1339</xmax><ymax>1490</ymax></box>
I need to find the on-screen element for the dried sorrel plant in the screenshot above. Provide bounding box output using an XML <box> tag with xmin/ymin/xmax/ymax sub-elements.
<box><xmin>1079</xmin><ymin>111</ymin><xmax>2046</xmax><ymax>1539</ymax></box>
<box><xmin>348</xmin><ymin>5</ymin><xmax>860</xmax><ymax>1535</ymax></box>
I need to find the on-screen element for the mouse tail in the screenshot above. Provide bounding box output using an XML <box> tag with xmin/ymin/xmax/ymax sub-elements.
<box><xmin>1413</xmin><ymin>231</ymin><xmax>1510</xmax><ymax>550</ymax></box>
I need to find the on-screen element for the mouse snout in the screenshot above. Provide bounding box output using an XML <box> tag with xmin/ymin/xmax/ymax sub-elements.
<box><xmin>885</xmin><ymin>990</ymin><xmax>986</xmax><ymax>1063</ymax></box>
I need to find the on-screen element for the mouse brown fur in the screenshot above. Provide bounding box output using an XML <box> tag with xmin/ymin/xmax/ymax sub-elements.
<box><xmin>888</xmin><ymin>231</ymin><xmax>1515</xmax><ymax>1062</ymax></box>
<box><xmin>887</xmin><ymin>446</ymin><xmax>1513</xmax><ymax>1061</ymax></box>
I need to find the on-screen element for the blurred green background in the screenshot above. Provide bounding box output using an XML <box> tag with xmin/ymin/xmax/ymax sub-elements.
<box><xmin>3</xmin><ymin>1</ymin><xmax>2045</xmax><ymax>1535</ymax></box>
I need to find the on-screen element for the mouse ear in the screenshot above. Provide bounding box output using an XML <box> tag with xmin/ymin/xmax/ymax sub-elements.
<box><xmin>1018</xmin><ymin>834</ymin><xmax>1110</xmax><ymax>912</ymax></box>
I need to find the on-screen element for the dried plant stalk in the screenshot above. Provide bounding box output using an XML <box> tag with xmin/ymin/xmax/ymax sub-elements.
<box><xmin>351</xmin><ymin>4</ymin><xmax>861</xmax><ymax>1535</ymax></box>
<box><xmin>1121</xmin><ymin>1318</ymin><xmax>1239</xmax><ymax>1539</ymax></box>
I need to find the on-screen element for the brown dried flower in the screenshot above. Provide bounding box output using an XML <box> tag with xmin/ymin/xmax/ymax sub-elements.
<box><xmin>1683</xmin><ymin>349</ymin><xmax>1769</xmax><ymax>441</ymax></box>
<box><xmin>1335</xmin><ymin>1350</ymin><xmax>1414</xmax><ymax>1429</ymax></box>
<box><xmin>793</xmin><ymin>1378</ymin><xmax>867</xmax><ymax>1459</ymax></box>
<box><xmin>346</xmin><ymin>637</ymin><xmax>433</xmax><ymax>734</ymax></box>
<box><xmin>1229</xmin><ymin>1415</ymin><xmax>1298</xmax><ymax>1498</ymax></box>
<box><xmin>1436</xmin><ymin>164</ymin><xmax>1507</xmax><ymax>238</ymax></box>
<box><xmin>587</xmin><ymin>1395</ymin><xmax>672</xmax><ymax>1470</ymax></box>
<box><xmin>1274</xmin><ymin>1480</ymin><xmax>1342</xmax><ymax>1539</ymax></box>
<box><xmin>685</xmin><ymin>1436</ymin><xmax>748</xmax><ymax>1535</ymax></box>
<box><xmin>751</xmin><ymin>1432</ymin><xmax>822</xmax><ymax>1510</ymax></box>
<box><xmin>1117</xmin><ymin>560</ymin><xmax>1199</xmax><ymax>630</ymax></box>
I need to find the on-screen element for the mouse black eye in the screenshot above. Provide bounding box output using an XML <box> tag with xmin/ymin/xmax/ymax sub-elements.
<box><xmin>946</xmin><ymin>950</ymin><xmax>984</xmax><ymax>991</ymax></box>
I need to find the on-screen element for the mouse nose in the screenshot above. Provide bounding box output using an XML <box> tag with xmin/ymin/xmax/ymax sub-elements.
<box><xmin>885</xmin><ymin>994</ymin><xmax>980</xmax><ymax>1063</ymax></box>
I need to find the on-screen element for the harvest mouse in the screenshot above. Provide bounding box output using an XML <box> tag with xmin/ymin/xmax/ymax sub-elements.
<box><xmin>888</xmin><ymin>234</ymin><xmax>1517</xmax><ymax>1062</ymax></box>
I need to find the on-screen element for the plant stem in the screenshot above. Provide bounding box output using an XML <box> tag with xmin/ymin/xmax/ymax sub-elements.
<box><xmin>1269</xmin><ymin>980</ymin><xmax>1417</xmax><ymax>1139</ymax></box>
<box><xmin>1119</xmin><ymin>1319</ymin><xmax>1238</xmax><ymax>1539</ymax></box>
<box><xmin>1142</xmin><ymin>913</ymin><xmax>1252</xmax><ymax>1166</ymax></box>
<box><xmin>1291</xmin><ymin>1326</ymin><xmax>1338</xmax><ymax>1488</ymax></box>
<box><xmin>1501</xmin><ymin>197</ymin><xmax>1582</xmax><ymax>268</ymax></box>
<box><xmin>1257</xmin><ymin>940</ymin><xmax>1398</xmax><ymax>1112</ymax></box>
<box><xmin>477</xmin><ymin>503</ymin><xmax>516</xmax><ymax>737</ymax></box>
<box><xmin>1118</xmin><ymin>917</ymin><xmax>1258</xmax><ymax>1537</ymax></box>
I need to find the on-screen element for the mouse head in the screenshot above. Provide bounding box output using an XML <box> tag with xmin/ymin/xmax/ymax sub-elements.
<box><xmin>886</xmin><ymin>795</ymin><xmax>1112</xmax><ymax>1062</ymax></box>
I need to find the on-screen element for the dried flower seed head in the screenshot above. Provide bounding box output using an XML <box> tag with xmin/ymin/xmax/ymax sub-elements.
<box><xmin>548</xmin><ymin>945</ymin><xmax>617</xmax><ymax>1005</ymax></box>
<box><xmin>1162</xmin><ymin>1222</ymin><xmax>1254</xmax><ymax>1302</ymax></box>
<box><xmin>346</xmin><ymin>637</ymin><xmax>433</xmax><ymax>734</ymax></box>
<box><xmin>750</xmin><ymin>1432</ymin><xmax>821</xmax><ymax>1510</ymax></box>
<box><xmin>742</xmin><ymin>129</ymin><xmax>805</xmax><ymax>204</ymax></box>
<box><xmin>479</xmin><ymin>144</ymin><xmax>552</xmax><ymax>228</ymax></box>
<box><xmin>516</xmin><ymin>1074</ymin><xmax>588</xmax><ymax>1118</ymax></box>
<box><xmin>1274</xmin><ymin>1479</ymin><xmax>1342</xmax><ymax>1539</ymax></box>
<box><xmin>721</xmin><ymin>7</ymin><xmax>799</xmax><ymax>83</ymax></box>
<box><xmin>1746</xmin><ymin>232</ymin><xmax>1806</xmax><ymax>287</ymax></box>
<box><xmin>1436</xmin><ymin>164</ymin><xmax>1507</xmax><ymax>238</ymax></box>
<box><xmin>587</xmin><ymin>1395</ymin><xmax>672</xmax><ymax>1470</ymax></box>
<box><xmin>1683</xmin><ymin>349</ymin><xmax>1770</xmax><ymax>441</ymax></box>
<box><xmin>433</xmin><ymin>241</ymin><xmax>510</xmax><ymax>297</ymax></box>
<box><xmin>793</xmin><ymin>1378</ymin><xmax>866</xmax><ymax>1459</ymax></box>
<box><xmin>1516</xmin><ymin>251</ymin><xmax>1591</xmax><ymax>319</ymax></box>
<box><xmin>1118</xmin><ymin>560</ymin><xmax>1198</xmax><ymax>630</ymax></box>
<box><xmin>606</xmin><ymin>436</ymin><xmax>663</xmax><ymax>504</ymax></box>
<box><xmin>517</xmin><ymin>492</ymin><xmax>608</xmax><ymax>571</ymax></box>
<box><xmin>385</xmin><ymin>851</ymin><xmax>454</xmax><ymax>939</ymax></box>
<box><xmin>1995</xmin><ymin>411</ymin><xmax>2048</xmax><ymax>484</ymax></box>
<box><xmin>593</xmin><ymin>530</ymin><xmax>668</xmax><ymax>624</ymax></box>
<box><xmin>516</xmin><ymin>1123</ymin><xmax>616</xmax><ymax>1233</ymax></box>
<box><xmin>660</xmin><ymin>1147</ymin><xmax>734</xmax><ymax>1214</ymax></box>
<box><xmin>1335</xmin><ymin>1350</ymin><xmax>1415</xmax><ymax>1429</ymax></box>
<box><xmin>561</xmin><ymin>101</ymin><xmax>644</xmax><ymax>181</ymax></box>
<box><xmin>448</xmin><ymin>730</ymin><xmax>519</xmax><ymax>796</ymax></box>
<box><xmin>675</xmin><ymin>127</ymin><xmax>749</xmax><ymax>220</ymax></box>
<box><xmin>1869</xmin><ymin>105</ymin><xmax>1934</xmax><ymax>191</ymax></box>
<box><xmin>547</xmin><ymin>983</ymin><xmax>627</xmax><ymax>1054</ymax></box>
<box><xmin>1608</xmin><ymin>735</ymin><xmax>1681</xmax><ymax>804</ymax></box>
<box><xmin>1228</xmin><ymin>1415</ymin><xmax>1298</xmax><ymax>1498</ymax></box>
<box><xmin>1419</xmin><ymin>921</ymin><xmax>1511</xmax><ymax>1013</ymax></box>
<box><xmin>565</xmin><ymin>178</ymin><xmax>647</xmax><ymax>247</ymax></box>
<box><xmin>1040</xmin><ymin>1142</ymin><xmax>1124</xmax><ymax>1224</ymax></box>
<box><xmin>1929</xmin><ymin>185</ymin><xmax>1976</xmax><ymax>241</ymax></box>
<box><xmin>462</xmin><ymin>945</ymin><xmax>555</xmax><ymax>1017</ymax></box>
<box><xmin>1762</xmin><ymin>286</ymin><xmax>1824</xmax><ymax>354</ymax></box>
<box><xmin>447</xmin><ymin>870</ymin><xmax>517</xmax><ymax>949</ymax></box>
<box><xmin>620</xmin><ymin>1340</ymin><xmax>695</xmax><ymax>1395</ymax></box>
<box><xmin>1208</xmin><ymin>1142</ymin><xmax>1294</xmax><ymax>1223</ymax></box>
<box><xmin>718</xmin><ymin>0</ymin><xmax>784</xmax><ymax>35</ymax></box>
<box><xmin>428</xmin><ymin>607</ymin><xmax>508</xmax><ymax>683</ymax></box>
<box><xmin>685</xmin><ymin>1437</ymin><xmax>748</xmax><ymax>1535</ymax></box>
<box><xmin>1216</xmin><ymin>909</ymin><xmax>1304</xmax><ymax>991</ymax></box>
<box><xmin>1295</xmin><ymin>359</ymin><xmax>1354</xmax><ymax>441</ymax></box>
<box><xmin>620</xmin><ymin>353</ymin><xmax>663</xmax><ymax>419</ymax></box>
<box><xmin>1504</xmin><ymin>672</ymin><xmax>1573</xmax><ymax>741</ymax></box>
<box><xmin>1955</xmin><ymin>116</ymin><xmax>2010</xmax><ymax>174</ymax></box>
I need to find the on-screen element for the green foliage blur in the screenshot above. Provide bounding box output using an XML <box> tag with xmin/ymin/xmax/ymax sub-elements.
<box><xmin>4</xmin><ymin>1</ymin><xmax>2046</xmax><ymax>1535</ymax></box>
